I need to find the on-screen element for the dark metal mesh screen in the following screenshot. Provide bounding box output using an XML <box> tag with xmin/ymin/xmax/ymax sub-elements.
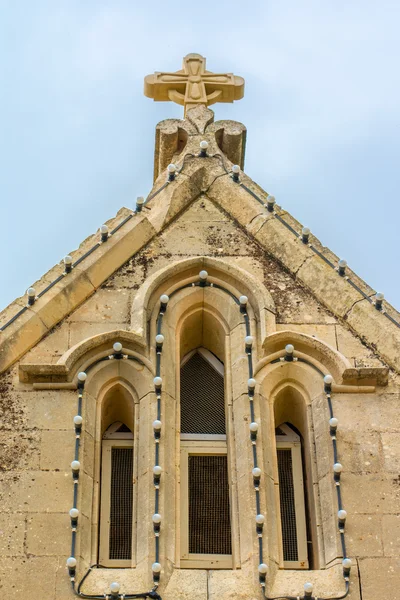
<box><xmin>277</xmin><ymin>449</ymin><xmax>298</xmax><ymax>562</ymax></box>
<box><xmin>181</xmin><ymin>353</ymin><xmax>225</xmax><ymax>434</ymax></box>
<box><xmin>188</xmin><ymin>455</ymin><xmax>232</xmax><ymax>555</ymax></box>
<box><xmin>109</xmin><ymin>447</ymin><xmax>133</xmax><ymax>560</ymax></box>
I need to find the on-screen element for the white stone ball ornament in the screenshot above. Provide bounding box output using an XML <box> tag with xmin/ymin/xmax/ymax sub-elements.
<box><xmin>342</xmin><ymin>558</ymin><xmax>352</xmax><ymax>568</ymax></box>
<box><xmin>152</xmin><ymin>513</ymin><xmax>162</xmax><ymax>524</ymax></box>
<box><xmin>110</xmin><ymin>581</ymin><xmax>120</xmax><ymax>593</ymax></box>
<box><xmin>66</xmin><ymin>557</ymin><xmax>77</xmax><ymax>568</ymax></box>
<box><xmin>154</xmin><ymin>376</ymin><xmax>162</xmax><ymax>388</ymax></box>
<box><xmin>258</xmin><ymin>563</ymin><xmax>268</xmax><ymax>574</ymax></box>
<box><xmin>256</xmin><ymin>514</ymin><xmax>265</xmax><ymax>524</ymax></box>
<box><xmin>266</xmin><ymin>195</ymin><xmax>276</xmax><ymax>209</ymax></box>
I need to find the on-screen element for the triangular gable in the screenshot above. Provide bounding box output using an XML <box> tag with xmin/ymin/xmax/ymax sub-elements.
<box><xmin>0</xmin><ymin>108</ymin><xmax>399</xmax><ymax>375</ymax></box>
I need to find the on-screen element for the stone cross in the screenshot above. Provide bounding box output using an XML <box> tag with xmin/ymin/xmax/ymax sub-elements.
<box><xmin>144</xmin><ymin>53</ymin><xmax>245</xmax><ymax>114</ymax></box>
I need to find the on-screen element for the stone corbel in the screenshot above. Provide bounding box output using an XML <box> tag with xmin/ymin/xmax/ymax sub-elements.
<box><xmin>153</xmin><ymin>105</ymin><xmax>247</xmax><ymax>181</ymax></box>
<box><xmin>208</xmin><ymin>119</ymin><xmax>246</xmax><ymax>169</ymax></box>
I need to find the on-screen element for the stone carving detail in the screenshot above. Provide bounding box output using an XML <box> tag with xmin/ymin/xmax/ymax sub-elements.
<box><xmin>153</xmin><ymin>105</ymin><xmax>246</xmax><ymax>181</ymax></box>
<box><xmin>144</xmin><ymin>53</ymin><xmax>244</xmax><ymax>115</ymax></box>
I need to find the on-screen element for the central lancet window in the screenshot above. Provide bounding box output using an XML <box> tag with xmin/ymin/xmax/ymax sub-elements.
<box><xmin>180</xmin><ymin>348</ymin><xmax>232</xmax><ymax>568</ymax></box>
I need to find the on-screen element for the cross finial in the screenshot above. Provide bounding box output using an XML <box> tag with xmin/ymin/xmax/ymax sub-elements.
<box><xmin>144</xmin><ymin>53</ymin><xmax>245</xmax><ymax>115</ymax></box>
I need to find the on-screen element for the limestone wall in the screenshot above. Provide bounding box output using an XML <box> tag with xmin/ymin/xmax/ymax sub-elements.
<box><xmin>0</xmin><ymin>193</ymin><xmax>399</xmax><ymax>600</ymax></box>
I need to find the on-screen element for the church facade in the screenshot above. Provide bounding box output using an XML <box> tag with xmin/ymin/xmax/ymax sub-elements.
<box><xmin>0</xmin><ymin>55</ymin><xmax>399</xmax><ymax>600</ymax></box>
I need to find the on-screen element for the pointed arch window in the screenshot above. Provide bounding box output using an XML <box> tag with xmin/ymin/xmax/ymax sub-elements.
<box><xmin>99</xmin><ymin>422</ymin><xmax>134</xmax><ymax>567</ymax></box>
<box><xmin>275</xmin><ymin>423</ymin><xmax>309</xmax><ymax>569</ymax></box>
<box><xmin>180</xmin><ymin>349</ymin><xmax>232</xmax><ymax>568</ymax></box>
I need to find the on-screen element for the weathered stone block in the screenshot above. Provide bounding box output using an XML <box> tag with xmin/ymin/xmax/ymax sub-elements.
<box><xmin>255</xmin><ymin>218</ymin><xmax>314</xmax><ymax>273</ymax></box>
<box><xmin>359</xmin><ymin>557</ymin><xmax>400</xmax><ymax>600</ymax></box>
<box><xmin>382</xmin><ymin>514</ymin><xmax>400</xmax><ymax>557</ymax></box>
<box><xmin>276</xmin><ymin>323</ymin><xmax>337</xmax><ymax>349</ymax></box>
<box><xmin>84</xmin><ymin>217</ymin><xmax>156</xmax><ymax>289</ymax></box>
<box><xmin>346</xmin><ymin>513</ymin><xmax>383</xmax><ymax>557</ymax></box>
<box><xmin>0</xmin><ymin>429</ymin><xmax>40</xmax><ymax>470</ymax></box>
<box><xmin>334</xmin><ymin>393</ymin><xmax>400</xmax><ymax>433</ymax></box>
<box><xmin>208</xmin><ymin>569</ymin><xmax>257</xmax><ymax>600</ymax></box>
<box><xmin>208</xmin><ymin>175</ymin><xmax>267</xmax><ymax>229</ymax></box>
<box><xmin>178</xmin><ymin>196</ymin><xmax>230</xmax><ymax>223</ymax></box>
<box><xmin>22</xmin><ymin>324</ymin><xmax>70</xmax><ymax>364</ymax></box>
<box><xmin>0</xmin><ymin>512</ymin><xmax>25</xmax><ymax>555</ymax></box>
<box><xmin>23</xmin><ymin>389</ymin><xmax>76</xmax><ymax>430</ymax></box>
<box><xmin>381</xmin><ymin>432</ymin><xmax>400</xmax><ymax>472</ymax></box>
<box><xmin>341</xmin><ymin>474</ymin><xmax>400</xmax><ymax>514</ymax></box>
<box><xmin>40</xmin><ymin>430</ymin><xmax>72</xmax><ymax>470</ymax></box>
<box><xmin>336</xmin><ymin>324</ymin><xmax>373</xmax><ymax>359</ymax></box>
<box><xmin>26</xmin><ymin>512</ymin><xmax>70</xmax><ymax>555</ymax></box>
<box><xmin>347</xmin><ymin>299</ymin><xmax>400</xmax><ymax>373</ymax></box>
<box><xmin>69</xmin><ymin>321</ymin><xmax>128</xmax><ymax>347</ymax></box>
<box><xmin>164</xmin><ymin>569</ymin><xmax>208</xmax><ymax>600</ymax></box>
<box><xmin>68</xmin><ymin>288</ymin><xmax>131</xmax><ymax>323</ymax></box>
<box><xmin>316</xmin><ymin>430</ymin><xmax>382</xmax><ymax>478</ymax></box>
<box><xmin>0</xmin><ymin>471</ymin><xmax>72</xmax><ymax>512</ymax></box>
<box><xmin>297</xmin><ymin>255</ymin><xmax>363</xmax><ymax>317</ymax></box>
<box><xmin>0</xmin><ymin>308</ymin><xmax>50</xmax><ymax>374</ymax></box>
<box><xmin>0</xmin><ymin>556</ymin><xmax>58</xmax><ymax>598</ymax></box>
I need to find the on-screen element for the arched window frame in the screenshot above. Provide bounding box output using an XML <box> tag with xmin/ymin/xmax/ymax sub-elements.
<box><xmin>258</xmin><ymin>352</ymin><xmax>349</xmax><ymax>574</ymax></box>
<box><xmin>268</xmin><ymin>381</ymin><xmax>321</xmax><ymax>571</ymax></box>
<box><xmin>57</xmin><ymin>262</ymin><xmax>353</xmax><ymax>597</ymax></box>
<box><xmin>275</xmin><ymin>423</ymin><xmax>308</xmax><ymax>569</ymax></box>
<box><xmin>99</xmin><ymin>421</ymin><xmax>134</xmax><ymax>568</ymax></box>
<box><xmin>159</xmin><ymin>287</ymin><xmax>252</xmax><ymax>571</ymax></box>
<box><xmin>76</xmin><ymin>360</ymin><xmax>152</xmax><ymax>572</ymax></box>
<box><xmin>179</xmin><ymin>348</ymin><xmax>232</xmax><ymax>568</ymax></box>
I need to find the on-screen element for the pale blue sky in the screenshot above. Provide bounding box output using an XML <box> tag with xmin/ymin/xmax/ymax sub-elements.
<box><xmin>1</xmin><ymin>0</ymin><xmax>399</xmax><ymax>314</ymax></box>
